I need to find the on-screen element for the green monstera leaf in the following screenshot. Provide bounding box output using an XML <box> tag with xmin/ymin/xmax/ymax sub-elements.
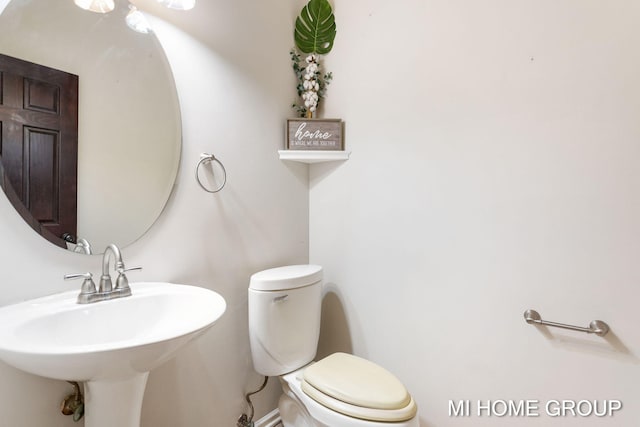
<box><xmin>294</xmin><ymin>0</ymin><xmax>336</xmax><ymax>55</ymax></box>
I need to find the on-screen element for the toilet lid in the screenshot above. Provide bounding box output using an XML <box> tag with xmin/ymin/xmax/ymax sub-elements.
<box><xmin>302</xmin><ymin>353</ymin><xmax>416</xmax><ymax>422</ymax></box>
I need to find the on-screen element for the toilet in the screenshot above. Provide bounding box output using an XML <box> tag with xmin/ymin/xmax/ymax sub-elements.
<box><xmin>249</xmin><ymin>265</ymin><xmax>419</xmax><ymax>427</ymax></box>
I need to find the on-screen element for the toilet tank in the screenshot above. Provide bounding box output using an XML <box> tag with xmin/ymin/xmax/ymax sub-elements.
<box><xmin>249</xmin><ymin>265</ymin><xmax>323</xmax><ymax>376</ymax></box>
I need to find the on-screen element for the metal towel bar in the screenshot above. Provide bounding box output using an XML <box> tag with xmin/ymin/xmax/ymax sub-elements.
<box><xmin>524</xmin><ymin>309</ymin><xmax>610</xmax><ymax>337</ymax></box>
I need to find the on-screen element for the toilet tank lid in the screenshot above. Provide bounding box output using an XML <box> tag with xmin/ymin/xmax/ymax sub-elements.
<box><xmin>250</xmin><ymin>265</ymin><xmax>323</xmax><ymax>291</ymax></box>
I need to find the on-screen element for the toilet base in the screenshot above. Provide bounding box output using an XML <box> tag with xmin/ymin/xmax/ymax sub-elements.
<box><xmin>279</xmin><ymin>393</ymin><xmax>317</xmax><ymax>427</ymax></box>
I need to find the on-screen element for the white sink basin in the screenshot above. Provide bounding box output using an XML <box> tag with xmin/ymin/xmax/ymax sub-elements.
<box><xmin>0</xmin><ymin>282</ymin><xmax>226</xmax><ymax>427</ymax></box>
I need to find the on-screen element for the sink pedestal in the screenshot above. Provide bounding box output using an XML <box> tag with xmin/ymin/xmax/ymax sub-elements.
<box><xmin>84</xmin><ymin>373</ymin><xmax>149</xmax><ymax>427</ymax></box>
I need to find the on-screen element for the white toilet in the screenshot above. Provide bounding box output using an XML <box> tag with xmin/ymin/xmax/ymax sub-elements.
<box><xmin>249</xmin><ymin>265</ymin><xmax>419</xmax><ymax>427</ymax></box>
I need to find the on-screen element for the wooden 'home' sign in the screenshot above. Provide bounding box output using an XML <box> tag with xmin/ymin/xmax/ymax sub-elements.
<box><xmin>286</xmin><ymin>119</ymin><xmax>343</xmax><ymax>151</ymax></box>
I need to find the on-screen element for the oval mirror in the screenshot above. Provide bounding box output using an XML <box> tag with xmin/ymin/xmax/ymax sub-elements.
<box><xmin>0</xmin><ymin>0</ymin><xmax>181</xmax><ymax>254</ymax></box>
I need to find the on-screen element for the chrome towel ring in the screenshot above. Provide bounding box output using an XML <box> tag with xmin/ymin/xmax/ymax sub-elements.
<box><xmin>195</xmin><ymin>153</ymin><xmax>227</xmax><ymax>193</ymax></box>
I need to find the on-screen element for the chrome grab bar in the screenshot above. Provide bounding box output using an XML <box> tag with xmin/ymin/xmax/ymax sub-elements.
<box><xmin>524</xmin><ymin>309</ymin><xmax>610</xmax><ymax>337</ymax></box>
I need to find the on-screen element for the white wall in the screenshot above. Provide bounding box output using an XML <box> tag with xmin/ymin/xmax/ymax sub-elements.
<box><xmin>0</xmin><ymin>0</ymin><xmax>302</xmax><ymax>425</ymax></box>
<box><xmin>311</xmin><ymin>1</ymin><xmax>640</xmax><ymax>426</ymax></box>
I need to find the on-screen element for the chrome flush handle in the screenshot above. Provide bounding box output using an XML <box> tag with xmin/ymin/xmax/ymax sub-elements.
<box><xmin>273</xmin><ymin>295</ymin><xmax>289</xmax><ymax>303</ymax></box>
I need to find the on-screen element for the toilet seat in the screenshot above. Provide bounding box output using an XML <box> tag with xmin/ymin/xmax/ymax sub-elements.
<box><xmin>300</xmin><ymin>353</ymin><xmax>418</xmax><ymax>422</ymax></box>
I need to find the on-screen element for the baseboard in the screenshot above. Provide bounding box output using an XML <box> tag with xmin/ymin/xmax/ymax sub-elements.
<box><xmin>254</xmin><ymin>408</ymin><xmax>282</xmax><ymax>427</ymax></box>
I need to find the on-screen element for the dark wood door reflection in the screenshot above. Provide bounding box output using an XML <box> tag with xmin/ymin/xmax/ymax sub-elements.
<box><xmin>0</xmin><ymin>53</ymin><xmax>78</xmax><ymax>247</ymax></box>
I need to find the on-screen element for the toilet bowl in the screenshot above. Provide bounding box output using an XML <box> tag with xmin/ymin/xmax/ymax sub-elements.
<box><xmin>248</xmin><ymin>265</ymin><xmax>419</xmax><ymax>427</ymax></box>
<box><xmin>279</xmin><ymin>355</ymin><xmax>419</xmax><ymax>427</ymax></box>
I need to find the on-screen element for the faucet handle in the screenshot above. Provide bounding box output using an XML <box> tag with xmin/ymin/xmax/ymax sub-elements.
<box><xmin>117</xmin><ymin>266</ymin><xmax>143</xmax><ymax>274</ymax></box>
<box><xmin>64</xmin><ymin>272</ymin><xmax>94</xmax><ymax>287</ymax></box>
<box><xmin>64</xmin><ymin>272</ymin><xmax>97</xmax><ymax>303</ymax></box>
<box><xmin>114</xmin><ymin>266</ymin><xmax>142</xmax><ymax>293</ymax></box>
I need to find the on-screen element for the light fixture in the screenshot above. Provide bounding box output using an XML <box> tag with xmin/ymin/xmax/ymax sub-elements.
<box><xmin>126</xmin><ymin>5</ymin><xmax>152</xmax><ymax>34</ymax></box>
<box><xmin>74</xmin><ymin>0</ymin><xmax>195</xmax><ymax>33</ymax></box>
<box><xmin>74</xmin><ymin>0</ymin><xmax>115</xmax><ymax>13</ymax></box>
<box><xmin>155</xmin><ymin>0</ymin><xmax>195</xmax><ymax>11</ymax></box>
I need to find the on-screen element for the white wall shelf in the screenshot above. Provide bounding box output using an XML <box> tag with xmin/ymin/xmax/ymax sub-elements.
<box><xmin>278</xmin><ymin>150</ymin><xmax>351</xmax><ymax>164</ymax></box>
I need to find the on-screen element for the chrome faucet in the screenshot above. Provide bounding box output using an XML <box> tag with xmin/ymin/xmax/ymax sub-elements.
<box><xmin>64</xmin><ymin>244</ymin><xmax>141</xmax><ymax>304</ymax></box>
<box><xmin>72</xmin><ymin>238</ymin><xmax>92</xmax><ymax>255</ymax></box>
<box><xmin>100</xmin><ymin>243</ymin><xmax>124</xmax><ymax>293</ymax></box>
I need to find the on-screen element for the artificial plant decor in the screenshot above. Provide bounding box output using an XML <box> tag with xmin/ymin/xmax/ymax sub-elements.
<box><xmin>294</xmin><ymin>0</ymin><xmax>336</xmax><ymax>55</ymax></box>
<box><xmin>290</xmin><ymin>0</ymin><xmax>336</xmax><ymax>118</ymax></box>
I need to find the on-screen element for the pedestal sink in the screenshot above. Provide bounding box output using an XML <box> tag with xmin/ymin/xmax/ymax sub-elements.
<box><xmin>0</xmin><ymin>282</ymin><xmax>226</xmax><ymax>427</ymax></box>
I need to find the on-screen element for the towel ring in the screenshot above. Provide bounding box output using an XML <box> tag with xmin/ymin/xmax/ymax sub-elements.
<box><xmin>195</xmin><ymin>153</ymin><xmax>227</xmax><ymax>193</ymax></box>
